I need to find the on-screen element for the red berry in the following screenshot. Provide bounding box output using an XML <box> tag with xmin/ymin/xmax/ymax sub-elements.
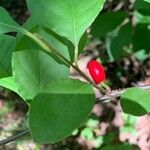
<box><xmin>87</xmin><ymin>60</ymin><xmax>106</xmax><ymax>84</ymax></box>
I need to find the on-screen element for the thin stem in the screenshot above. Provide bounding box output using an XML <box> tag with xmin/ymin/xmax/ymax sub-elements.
<box><xmin>0</xmin><ymin>130</ymin><xmax>30</xmax><ymax>146</ymax></box>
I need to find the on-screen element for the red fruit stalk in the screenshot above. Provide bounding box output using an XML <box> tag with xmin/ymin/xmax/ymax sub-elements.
<box><xmin>87</xmin><ymin>60</ymin><xmax>106</xmax><ymax>84</ymax></box>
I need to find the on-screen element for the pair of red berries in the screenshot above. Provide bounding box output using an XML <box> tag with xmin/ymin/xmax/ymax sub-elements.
<box><xmin>87</xmin><ymin>60</ymin><xmax>106</xmax><ymax>84</ymax></box>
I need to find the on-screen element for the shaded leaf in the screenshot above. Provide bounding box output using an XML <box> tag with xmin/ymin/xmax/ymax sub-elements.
<box><xmin>92</xmin><ymin>11</ymin><xmax>128</xmax><ymax>38</ymax></box>
<box><xmin>135</xmin><ymin>0</ymin><xmax>150</xmax><ymax>16</ymax></box>
<box><xmin>132</xmin><ymin>24</ymin><xmax>150</xmax><ymax>52</ymax></box>
<box><xmin>78</xmin><ymin>32</ymin><xmax>88</xmax><ymax>54</ymax></box>
<box><xmin>29</xmin><ymin>79</ymin><xmax>95</xmax><ymax>143</ymax></box>
<box><xmin>0</xmin><ymin>35</ymin><xmax>15</xmax><ymax>78</ymax></box>
<box><xmin>108</xmin><ymin>23</ymin><xmax>132</xmax><ymax>61</ymax></box>
<box><xmin>12</xmin><ymin>50</ymin><xmax>68</xmax><ymax>100</ymax></box>
<box><xmin>121</xmin><ymin>88</ymin><xmax>150</xmax><ymax>116</ymax></box>
<box><xmin>0</xmin><ymin>7</ymin><xmax>23</xmax><ymax>34</ymax></box>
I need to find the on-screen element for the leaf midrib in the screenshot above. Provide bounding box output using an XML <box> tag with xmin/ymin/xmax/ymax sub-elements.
<box><xmin>66</xmin><ymin>0</ymin><xmax>77</xmax><ymax>45</ymax></box>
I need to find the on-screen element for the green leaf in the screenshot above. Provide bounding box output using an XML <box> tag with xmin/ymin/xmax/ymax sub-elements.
<box><xmin>135</xmin><ymin>11</ymin><xmax>150</xmax><ymax>24</ymax></box>
<box><xmin>135</xmin><ymin>0</ymin><xmax>150</xmax><ymax>16</ymax></box>
<box><xmin>132</xmin><ymin>24</ymin><xmax>150</xmax><ymax>52</ymax></box>
<box><xmin>121</xmin><ymin>88</ymin><xmax>150</xmax><ymax>116</ymax></box>
<box><xmin>91</xmin><ymin>11</ymin><xmax>128</xmax><ymax>38</ymax></box>
<box><xmin>12</xmin><ymin>50</ymin><xmax>68</xmax><ymax>100</ymax></box>
<box><xmin>17</xmin><ymin>16</ymin><xmax>87</xmax><ymax>62</ymax></box>
<box><xmin>0</xmin><ymin>7</ymin><xmax>23</xmax><ymax>34</ymax></box>
<box><xmin>143</xmin><ymin>0</ymin><xmax>150</xmax><ymax>3</ymax></box>
<box><xmin>16</xmin><ymin>16</ymin><xmax>74</xmax><ymax>63</ymax></box>
<box><xmin>0</xmin><ymin>76</ymin><xmax>27</xmax><ymax>100</ymax></box>
<box><xmin>78</xmin><ymin>32</ymin><xmax>88</xmax><ymax>54</ymax></box>
<box><xmin>16</xmin><ymin>26</ymin><xmax>70</xmax><ymax>65</ymax></box>
<box><xmin>65</xmin><ymin>32</ymin><xmax>88</xmax><ymax>62</ymax></box>
<box><xmin>27</xmin><ymin>0</ymin><xmax>106</xmax><ymax>45</ymax></box>
<box><xmin>108</xmin><ymin>23</ymin><xmax>132</xmax><ymax>61</ymax></box>
<box><xmin>0</xmin><ymin>35</ymin><xmax>15</xmax><ymax>78</ymax></box>
<box><xmin>101</xmin><ymin>144</ymin><xmax>132</xmax><ymax>150</ymax></box>
<box><xmin>0</xmin><ymin>76</ymin><xmax>19</xmax><ymax>95</ymax></box>
<box><xmin>29</xmin><ymin>79</ymin><xmax>95</xmax><ymax>144</ymax></box>
<box><xmin>22</xmin><ymin>16</ymin><xmax>37</xmax><ymax>30</ymax></box>
<box><xmin>38</xmin><ymin>27</ymin><xmax>70</xmax><ymax>64</ymax></box>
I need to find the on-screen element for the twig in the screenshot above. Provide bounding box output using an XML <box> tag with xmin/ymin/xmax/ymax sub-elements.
<box><xmin>96</xmin><ymin>84</ymin><xmax>150</xmax><ymax>103</ymax></box>
<box><xmin>0</xmin><ymin>129</ymin><xmax>30</xmax><ymax>146</ymax></box>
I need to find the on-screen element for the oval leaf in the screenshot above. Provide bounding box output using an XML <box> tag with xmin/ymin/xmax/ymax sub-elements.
<box><xmin>29</xmin><ymin>79</ymin><xmax>95</xmax><ymax>143</ymax></box>
<box><xmin>133</xmin><ymin>24</ymin><xmax>150</xmax><ymax>53</ymax></box>
<box><xmin>27</xmin><ymin>0</ymin><xmax>106</xmax><ymax>45</ymax></box>
<box><xmin>121</xmin><ymin>87</ymin><xmax>150</xmax><ymax>116</ymax></box>
<box><xmin>108</xmin><ymin>23</ymin><xmax>132</xmax><ymax>61</ymax></box>
<box><xmin>135</xmin><ymin>0</ymin><xmax>150</xmax><ymax>16</ymax></box>
<box><xmin>16</xmin><ymin>26</ymin><xmax>70</xmax><ymax>65</ymax></box>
